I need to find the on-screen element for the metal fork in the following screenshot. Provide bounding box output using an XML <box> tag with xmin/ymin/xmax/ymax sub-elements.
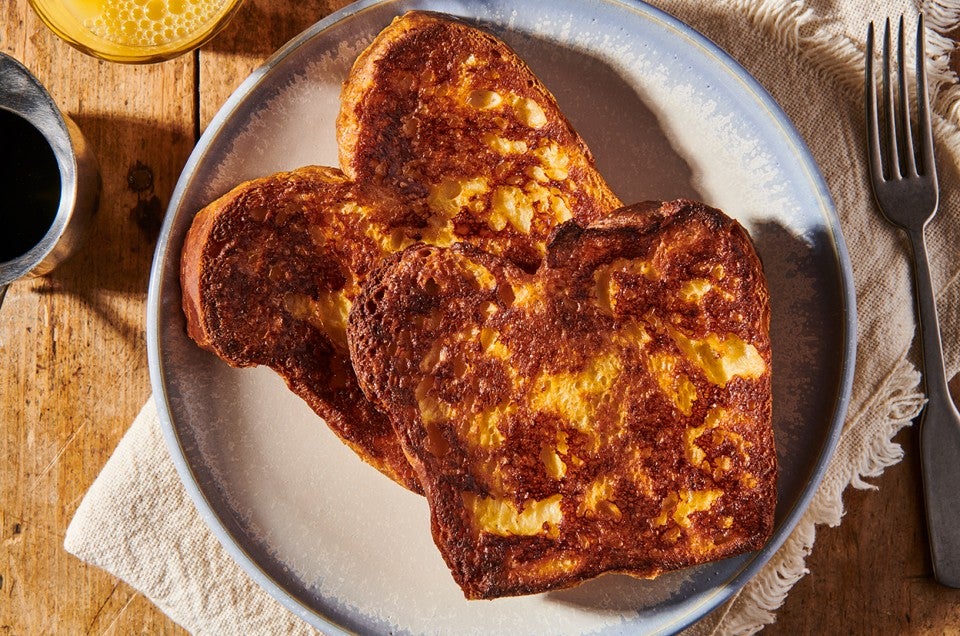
<box><xmin>866</xmin><ymin>14</ymin><xmax>960</xmax><ymax>588</ymax></box>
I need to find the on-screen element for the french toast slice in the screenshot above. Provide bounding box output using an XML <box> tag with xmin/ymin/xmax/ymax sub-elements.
<box><xmin>180</xmin><ymin>11</ymin><xmax>622</xmax><ymax>491</ymax></box>
<box><xmin>348</xmin><ymin>200</ymin><xmax>776</xmax><ymax>599</ymax></box>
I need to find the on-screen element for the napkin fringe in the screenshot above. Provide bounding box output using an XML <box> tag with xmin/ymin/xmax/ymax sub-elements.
<box><xmin>924</xmin><ymin>0</ymin><xmax>960</xmax><ymax>126</ymax></box>
<box><xmin>849</xmin><ymin>362</ymin><xmax>926</xmax><ymax>488</ymax></box>
<box><xmin>735</xmin><ymin>0</ymin><xmax>960</xmax><ymax>133</ymax></box>
<box><xmin>731</xmin><ymin>0</ymin><xmax>864</xmax><ymax>94</ymax></box>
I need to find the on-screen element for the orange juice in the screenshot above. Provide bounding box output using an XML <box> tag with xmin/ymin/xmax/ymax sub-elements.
<box><xmin>29</xmin><ymin>0</ymin><xmax>243</xmax><ymax>63</ymax></box>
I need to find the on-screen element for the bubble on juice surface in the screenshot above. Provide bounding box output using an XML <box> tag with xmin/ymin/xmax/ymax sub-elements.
<box><xmin>84</xmin><ymin>0</ymin><xmax>228</xmax><ymax>47</ymax></box>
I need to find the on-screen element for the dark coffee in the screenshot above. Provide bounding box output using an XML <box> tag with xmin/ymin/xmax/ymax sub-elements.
<box><xmin>0</xmin><ymin>108</ymin><xmax>61</xmax><ymax>263</ymax></box>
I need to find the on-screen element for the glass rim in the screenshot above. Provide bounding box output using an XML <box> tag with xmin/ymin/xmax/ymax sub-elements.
<box><xmin>27</xmin><ymin>0</ymin><xmax>246</xmax><ymax>64</ymax></box>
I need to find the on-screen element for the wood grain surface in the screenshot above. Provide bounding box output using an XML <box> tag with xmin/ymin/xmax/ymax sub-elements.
<box><xmin>1</xmin><ymin>1</ymin><xmax>959</xmax><ymax>633</ymax></box>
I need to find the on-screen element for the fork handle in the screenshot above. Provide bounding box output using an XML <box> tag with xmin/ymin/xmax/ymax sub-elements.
<box><xmin>910</xmin><ymin>229</ymin><xmax>953</xmax><ymax>405</ymax></box>
<box><xmin>909</xmin><ymin>227</ymin><xmax>960</xmax><ymax>588</ymax></box>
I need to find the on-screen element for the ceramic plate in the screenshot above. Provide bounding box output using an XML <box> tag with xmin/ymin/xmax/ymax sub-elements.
<box><xmin>148</xmin><ymin>1</ymin><xmax>857</xmax><ymax>633</ymax></box>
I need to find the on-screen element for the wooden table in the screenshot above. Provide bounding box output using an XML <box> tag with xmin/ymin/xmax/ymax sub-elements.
<box><xmin>2</xmin><ymin>1</ymin><xmax>958</xmax><ymax>633</ymax></box>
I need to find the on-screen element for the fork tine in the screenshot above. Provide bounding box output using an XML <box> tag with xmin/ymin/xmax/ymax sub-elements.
<box><xmin>915</xmin><ymin>13</ymin><xmax>937</xmax><ymax>184</ymax></box>
<box><xmin>865</xmin><ymin>22</ymin><xmax>885</xmax><ymax>182</ymax></box>
<box><xmin>897</xmin><ymin>16</ymin><xmax>918</xmax><ymax>177</ymax></box>
<box><xmin>882</xmin><ymin>18</ymin><xmax>901</xmax><ymax>179</ymax></box>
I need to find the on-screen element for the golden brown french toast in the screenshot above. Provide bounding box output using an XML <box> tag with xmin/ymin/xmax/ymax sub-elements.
<box><xmin>180</xmin><ymin>11</ymin><xmax>621</xmax><ymax>491</ymax></box>
<box><xmin>348</xmin><ymin>200</ymin><xmax>776</xmax><ymax>599</ymax></box>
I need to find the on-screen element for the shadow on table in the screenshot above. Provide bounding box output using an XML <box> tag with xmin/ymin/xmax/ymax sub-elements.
<box><xmin>27</xmin><ymin>112</ymin><xmax>193</xmax><ymax>354</ymax></box>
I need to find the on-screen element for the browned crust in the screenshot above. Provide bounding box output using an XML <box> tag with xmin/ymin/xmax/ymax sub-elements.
<box><xmin>181</xmin><ymin>191</ymin><xmax>219</xmax><ymax>351</ymax></box>
<box><xmin>349</xmin><ymin>200</ymin><xmax>775</xmax><ymax>599</ymax></box>
<box><xmin>180</xmin><ymin>166</ymin><xmax>421</xmax><ymax>492</ymax></box>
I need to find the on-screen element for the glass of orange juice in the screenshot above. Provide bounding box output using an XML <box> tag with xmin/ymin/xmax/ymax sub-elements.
<box><xmin>28</xmin><ymin>0</ymin><xmax>244</xmax><ymax>63</ymax></box>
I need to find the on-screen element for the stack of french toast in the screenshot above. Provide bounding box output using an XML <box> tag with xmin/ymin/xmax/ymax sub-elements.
<box><xmin>180</xmin><ymin>11</ymin><xmax>776</xmax><ymax>600</ymax></box>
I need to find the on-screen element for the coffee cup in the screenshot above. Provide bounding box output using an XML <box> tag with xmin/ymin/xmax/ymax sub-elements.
<box><xmin>0</xmin><ymin>53</ymin><xmax>100</xmax><ymax>309</ymax></box>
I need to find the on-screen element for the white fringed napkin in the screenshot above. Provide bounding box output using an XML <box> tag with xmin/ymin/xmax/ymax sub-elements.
<box><xmin>65</xmin><ymin>0</ymin><xmax>960</xmax><ymax>633</ymax></box>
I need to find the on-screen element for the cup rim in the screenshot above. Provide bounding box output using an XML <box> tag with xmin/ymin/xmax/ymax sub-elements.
<box><xmin>0</xmin><ymin>53</ymin><xmax>79</xmax><ymax>285</ymax></box>
<box><xmin>27</xmin><ymin>0</ymin><xmax>246</xmax><ymax>64</ymax></box>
